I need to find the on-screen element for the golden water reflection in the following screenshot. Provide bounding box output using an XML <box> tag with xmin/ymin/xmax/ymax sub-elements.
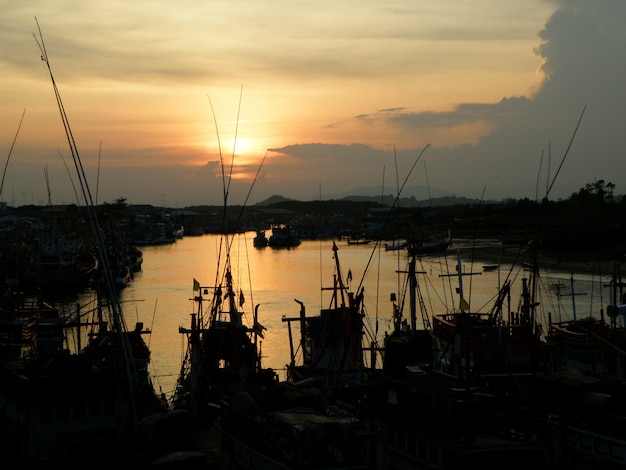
<box><xmin>110</xmin><ymin>233</ymin><xmax>610</xmax><ymax>398</ymax></box>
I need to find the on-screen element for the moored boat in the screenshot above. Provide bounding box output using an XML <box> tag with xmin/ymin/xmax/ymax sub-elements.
<box><xmin>547</xmin><ymin>266</ymin><xmax>626</xmax><ymax>378</ymax></box>
<box><xmin>253</xmin><ymin>228</ymin><xmax>269</xmax><ymax>247</ymax></box>
<box><xmin>126</xmin><ymin>245</ymin><xmax>143</xmax><ymax>273</ymax></box>
<box><xmin>348</xmin><ymin>237</ymin><xmax>371</xmax><ymax>245</ymax></box>
<box><xmin>24</xmin><ymin>237</ymin><xmax>99</xmax><ymax>289</ymax></box>
<box><xmin>406</xmin><ymin>239</ymin><xmax>450</xmax><ymax>256</ymax></box>
<box><xmin>362</xmin><ymin>250</ymin><xmax>551</xmax><ymax>469</ymax></box>
<box><xmin>430</xmin><ymin>253</ymin><xmax>557</xmax><ymax>384</ymax></box>
<box><xmin>268</xmin><ymin>224</ymin><xmax>301</xmax><ymax>248</ymax></box>
<box><xmin>282</xmin><ymin>241</ymin><xmax>367</xmax><ymax>396</ymax></box>
<box><xmin>171</xmin><ymin>238</ymin><xmax>370</xmax><ymax>468</ymax></box>
<box><xmin>533</xmin><ymin>369</ymin><xmax>626</xmax><ymax>470</ymax></box>
<box><xmin>384</xmin><ymin>240</ymin><xmax>406</xmax><ymax>251</ymax></box>
<box><xmin>0</xmin><ymin>288</ymin><xmax>167</xmax><ymax>467</ymax></box>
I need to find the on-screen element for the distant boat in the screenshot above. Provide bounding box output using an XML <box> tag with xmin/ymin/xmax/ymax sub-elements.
<box><xmin>406</xmin><ymin>229</ymin><xmax>451</xmax><ymax>256</ymax></box>
<box><xmin>347</xmin><ymin>237</ymin><xmax>371</xmax><ymax>245</ymax></box>
<box><xmin>268</xmin><ymin>224</ymin><xmax>301</xmax><ymax>248</ymax></box>
<box><xmin>110</xmin><ymin>263</ymin><xmax>132</xmax><ymax>288</ymax></box>
<box><xmin>253</xmin><ymin>228</ymin><xmax>269</xmax><ymax>247</ymax></box>
<box><xmin>406</xmin><ymin>239</ymin><xmax>449</xmax><ymax>256</ymax></box>
<box><xmin>134</xmin><ymin>222</ymin><xmax>177</xmax><ymax>245</ymax></box>
<box><xmin>384</xmin><ymin>240</ymin><xmax>407</xmax><ymax>251</ymax></box>
<box><xmin>126</xmin><ymin>245</ymin><xmax>144</xmax><ymax>272</ymax></box>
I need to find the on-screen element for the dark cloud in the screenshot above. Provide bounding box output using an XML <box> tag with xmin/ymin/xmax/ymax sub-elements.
<box><xmin>383</xmin><ymin>99</ymin><xmax>533</xmax><ymax>129</ymax></box>
<box><xmin>273</xmin><ymin>1</ymin><xmax>626</xmax><ymax>201</ymax></box>
<box><xmin>269</xmin><ymin>143</ymin><xmax>385</xmax><ymax>162</ymax></box>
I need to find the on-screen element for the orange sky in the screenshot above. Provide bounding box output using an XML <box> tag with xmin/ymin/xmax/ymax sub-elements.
<box><xmin>1</xmin><ymin>1</ymin><xmax>624</xmax><ymax>206</ymax></box>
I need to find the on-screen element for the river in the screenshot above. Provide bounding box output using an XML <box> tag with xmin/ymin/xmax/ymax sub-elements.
<box><xmin>76</xmin><ymin>233</ymin><xmax>613</xmax><ymax>400</ymax></box>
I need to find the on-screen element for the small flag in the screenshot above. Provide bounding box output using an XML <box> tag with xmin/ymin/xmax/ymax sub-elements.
<box><xmin>347</xmin><ymin>269</ymin><xmax>352</xmax><ymax>282</ymax></box>
<box><xmin>459</xmin><ymin>297</ymin><xmax>470</xmax><ymax>311</ymax></box>
<box><xmin>193</xmin><ymin>278</ymin><xmax>200</xmax><ymax>291</ymax></box>
<box><xmin>254</xmin><ymin>321</ymin><xmax>266</xmax><ymax>338</ymax></box>
<box><xmin>522</xmin><ymin>262</ymin><xmax>533</xmax><ymax>272</ymax></box>
<box><xmin>239</xmin><ymin>290</ymin><xmax>245</xmax><ymax>307</ymax></box>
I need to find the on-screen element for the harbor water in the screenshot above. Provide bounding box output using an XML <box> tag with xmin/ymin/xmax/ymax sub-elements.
<box><xmin>76</xmin><ymin>233</ymin><xmax>614</xmax><ymax>400</ymax></box>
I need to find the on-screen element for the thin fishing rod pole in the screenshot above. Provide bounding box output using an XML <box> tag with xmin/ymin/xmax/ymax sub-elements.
<box><xmin>466</xmin><ymin>184</ymin><xmax>487</xmax><ymax>306</ymax></box>
<box><xmin>34</xmin><ymin>18</ymin><xmax>131</xmax><ymax>343</ymax></box>
<box><xmin>534</xmin><ymin>149</ymin><xmax>544</xmax><ymax>202</ymax></box>
<box><xmin>394</xmin><ymin>144</ymin><xmax>400</xmax><ymax>208</ymax></box>
<box><xmin>546</xmin><ymin>104</ymin><xmax>587</xmax><ymax>198</ymax></box>
<box><xmin>208</xmin><ymin>88</ymin><xmax>259</xmax><ymax>292</ymax></box>
<box><xmin>0</xmin><ymin>108</ymin><xmax>26</xmax><ymax>201</ymax></box>
<box><xmin>226</xmin><ymin>84</ymin><xmax>244</xmax><ymax>199</ymax></box>
<box><xmin>320</xmin><ymin>181</ymin><xmax>323</xmax><ymax>309</ymax></box>
<box><xmin>208</xmin><ymin>85</ymin><xmax>244</xmax><ymax>212</ymax></box>
<box><xmin>228</xmin><ymin>149</ymin><xmax>269</xmax><ymax>254</ymax></box>
<box><xmin>356</xmin><ymin>143</ymin><xmax>430</xmax><ymax>292</ymax></box>
<box><xmin>34</xmin><ymin>21</ymin><xmax>93</xmax><ymax>209</ymax></box>
<box><xmin>380</xmin><ymin>165</ymin><xmax>385</xmax><ymax>205</ymax></box>
<box><xmin>96</xmin><ymin>140</ymin><xmax>102</xmax><ymax>205</ymax></box>
<box><xmin>547</xmin><ymin>143</ymin><xmax>551</xmax><ymax>197</ymax></box>
<box><xmin>528</xmin><ymin>104</ymin><xmax>587</xmax><ymax>325</ymax></box>
<box><xmin>424</xmin><ymin>160</ymin><xmax>432</xmax><ymax>206</ymax></box>
<box><xmin>207</xmin><ymin>93</ymin><xmax>228</xmax><ymax>284</ymax></box>
<box><xmin>57</xmin><ymin>150</ymin><xmax>81</xmax><ymax>205</ymax></box>
<box><xmin>207</xmin><ymin>94</ymin><xmax>227</xmax><ymax>208</ymax></box>
<box><xmin>224</xmin><ymin>86</ymin><xmax>246</xmax><ymax>250</ymax></box>
<box><xmin>32</xmin><ymin>20</ymin><xmax>149</xmax><ymax>426</ymax></box>
<box><xmin>44</xmin><ymin>164</ymin><xmax>51</xmax><ymax>205</ymax></box>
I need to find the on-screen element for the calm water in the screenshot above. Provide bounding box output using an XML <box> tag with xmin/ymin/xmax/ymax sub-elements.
<box><xmin>76</xmin><ymin>233</ymin><xmax>614</xmax><ymax>399</ymax></box>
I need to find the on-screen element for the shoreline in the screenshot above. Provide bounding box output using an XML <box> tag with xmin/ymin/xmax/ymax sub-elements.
<box><xmin>451</xmin><ymin>243</ymin><xmax>620</xmax><ymax>278</ymax></box>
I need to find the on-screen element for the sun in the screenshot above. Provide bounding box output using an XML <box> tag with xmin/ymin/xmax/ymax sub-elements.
<box><xmin>224</xmin><ymin>137</ymin><xmax>256</xmax><ymax>157</ymax></box>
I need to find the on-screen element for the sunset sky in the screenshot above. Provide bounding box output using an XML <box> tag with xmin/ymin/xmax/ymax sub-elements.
<box><xmin>1</xmin><ymin>1</ymin><xmax>624</xmax><ymax>207</ymax></box>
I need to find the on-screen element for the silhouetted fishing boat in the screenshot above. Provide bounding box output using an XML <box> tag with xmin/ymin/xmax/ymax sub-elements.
<box><xmin>268</xmin><ymin>224</ymin><xmax>301</xmax><ymax>248</ymax></box>
<box><xmin>282</xmin><ymin>242</ymin><xmax>367</xmax><ymax>397</ymax></box>
<box><xmin>21</xmin><ymin>233</ymin><xmax>98</xmax><ymax>289</ymax></box>
<box><xmin>362</xmin><ymin>250</ymin><xmax>550</xmax><ymax>469</ymax></box>
<box><xmin>172</xmin><ymin>239</ymin><xmax>370</xmax><ymax>468</ymax></box>
<box><xmin>384</xmin><ymin>240</ymin><xmax>406</xmax><ymax>251</ymax></box>
<box><xmin>0</xmin><ymin>291</ymin><xmax>166</xmax><ymax>467</ymax></box>
<box><xmin>406</xmin><ymin>230</ymin><xmax>451</xmax><ymax>257</ymax></box>
<box><xmin>253</xmin><ymin>228</ymin><xmax>269</xmax><ymax>247</ymax></box>
<box><xmin>533</xmin><ymin>369</ymin><xmax>626</xmax><ymax>469</ymax></box>
<box><xmin>431</xmin><ymin>253</ymin><xmax>557</xmax><ymax>390</ymax></box>
<box><xmin>547</xmin><ymin>266</ymin><xmax>626</xmax><ymax>378</ymax></box>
